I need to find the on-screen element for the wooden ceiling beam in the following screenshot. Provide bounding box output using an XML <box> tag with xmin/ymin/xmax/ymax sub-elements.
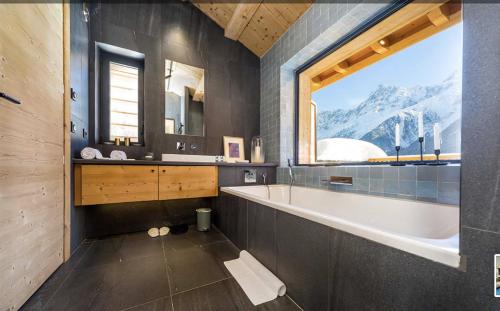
<box><xmin>370</xmin><ymin>38</ymin><xmax>390</xmax><ymax>54</ymax></box>
<box><xmin>427</xmin><ymin>5</ymin><xmax>450</xmax><ymax>27</ymax></box>
<box><xmin>332</xmin><ymin>61</ymin><xmax>349</xmax><ymax>74</ymax></box>
<box><xmin>224</xmin><ymin>1</ymin><xmax>262</xmax><ymax>41</ymax></box>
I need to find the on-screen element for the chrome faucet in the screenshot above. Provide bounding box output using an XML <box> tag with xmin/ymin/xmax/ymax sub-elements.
<box><xmin>262</xmin><ymin>173</ymin><xmax>270</xmax><ymax>200</ymax></box>
<box><xmin>287</xmin><ymin>158</ymin><xmax>295</xmax><ymax>204</ymax></box>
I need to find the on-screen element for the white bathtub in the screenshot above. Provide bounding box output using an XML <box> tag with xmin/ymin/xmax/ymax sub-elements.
<box><xmin>221</xmin><ymin>185</ymin><xmax>460</xmax><ymax>267</ymax></box>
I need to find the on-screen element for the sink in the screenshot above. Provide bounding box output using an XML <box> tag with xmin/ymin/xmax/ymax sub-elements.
<box><xmin>161</xmin><ymin>154</ymin><xmax>217</xmax><ymax>163</ymax></box>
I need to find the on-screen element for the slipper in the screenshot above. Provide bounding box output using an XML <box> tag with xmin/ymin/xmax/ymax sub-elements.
<box><xmin>159</xmin><ymin>227</ymin><xmax>170</xmax><ymax>236</ymax></box>
<box><xmin>148</xmin><ymin>227</ymin><xmax>159</xmax><ymax>238</ymax></box>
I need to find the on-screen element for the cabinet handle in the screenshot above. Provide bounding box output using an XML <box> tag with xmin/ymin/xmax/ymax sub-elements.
<box><xmin>0</xmin><ymin>92</ymin><xmax>21</xmax><ymax>105</ymax></box>
<box><xmin>162</xmin><ymin>169</ymin><xmax>166</xmax><ymax>173</ymax></box>
<box><xmin>151</xmin><ymin>169</ymin><xmax>155</xmax><ymax>173</ymax></box>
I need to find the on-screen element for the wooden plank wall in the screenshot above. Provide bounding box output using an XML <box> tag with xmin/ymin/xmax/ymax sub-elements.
<box><xmin>0</xmin><ymin>3</ymin><xmax>65</xmax><ymax>310</ymax></box>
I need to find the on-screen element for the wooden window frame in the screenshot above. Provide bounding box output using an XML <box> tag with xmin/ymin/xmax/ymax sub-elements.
<box><xmin>295</xmin><ymin>1</ymin><xmax>462</xmax><ymax>165</ymax></box>
<box><xmin>99</xmin><ymin>50</ymin><xmax>145</xmax><ymax>144</ymax></box>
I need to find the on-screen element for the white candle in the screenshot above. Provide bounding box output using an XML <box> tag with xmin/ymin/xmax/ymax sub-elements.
<box><xmin>395</xmin><ymin>124</ymin><xmax>401</xmax><ymax>147</ymax></box>
<box><xmin>418</xmin><ymin>112</ymin><xmax>424</xmax><ymax>138</ymax></box>
<box><xmin>433</xmin><ymin>123</ymin><xmax>441</xmax><ymax>150</ymax></box>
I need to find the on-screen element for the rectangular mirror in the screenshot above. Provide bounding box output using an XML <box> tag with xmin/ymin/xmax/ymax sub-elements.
<box><xmin>165</xmin><ymin>59</ymin><xmax>205</xmax><ymax>136</ymax></box>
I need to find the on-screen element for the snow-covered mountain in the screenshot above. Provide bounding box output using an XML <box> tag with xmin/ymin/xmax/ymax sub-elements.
<box><xmin>316</xmin><ymin>73</ymin><xmax>461</xmax><ymax>155</ymax></box>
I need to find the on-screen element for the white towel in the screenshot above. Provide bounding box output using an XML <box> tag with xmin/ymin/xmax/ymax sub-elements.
<box><xmin>224</xmin><ymin>251</ymin><xmax>286</xmax><ymax>305</ymax></box>
<box><xmin>110</xmin><ymin>150</ymin><xmax>127</xmax><ymax>160</ymax></box>
<box><xmin>80</xmin><ymin>147</ymin><xmax>104</xmax><ymax>160</ymax></box>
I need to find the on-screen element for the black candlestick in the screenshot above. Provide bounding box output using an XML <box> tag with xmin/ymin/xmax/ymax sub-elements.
<box><xmin>414</xmin><ymin>137</ymin><xmax>426</xmax><ymax>165</ymax></box>
<box><xmin>391</xmin><ymin>146</ymin><xmax>406</xmax><ymax>166</ymax></box>
<box><xmin>428</xmin><ymin>149</ymin><xmax>448</xmax><ymax>166</ymax></box>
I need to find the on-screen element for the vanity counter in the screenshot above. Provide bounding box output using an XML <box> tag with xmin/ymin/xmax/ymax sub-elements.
<box><xmin>73</xmin><ymin>159</ymin><xmax>278</xmax><ymax>167</ymax></box>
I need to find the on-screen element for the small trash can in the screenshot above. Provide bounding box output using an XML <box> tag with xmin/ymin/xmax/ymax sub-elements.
<box><xmin>196</xmin><ymin>208</ymin><xmax>211</xmax><ymax>231</ymax></box>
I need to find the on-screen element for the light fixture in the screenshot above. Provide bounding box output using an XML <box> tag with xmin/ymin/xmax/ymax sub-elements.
<box><xmin>378</xmin><ymin>39</ymin><xmax>386</xmax><ymax>46</ymax></box>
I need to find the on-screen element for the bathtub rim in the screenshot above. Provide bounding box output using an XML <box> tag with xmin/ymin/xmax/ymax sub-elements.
<box><xmin>220</xmin><ymin>184</ymin><xmax>461</xmax><ymax>268</ymax></box>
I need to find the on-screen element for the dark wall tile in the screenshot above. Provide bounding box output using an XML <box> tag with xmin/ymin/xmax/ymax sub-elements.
<box><xmin>460</xmin><ymin>227</ymin><xmax>500</xmax><ymax>310</ymax></box>
<box><xmin>461</xmin><ymin>3</ymin><xmax>500</xmax><ymax>233</ymax></box>
<box><xmin>247</xmin><ymin>201</ymin><xmax>277</xmax><ymax>273</ymax></box>
<box><xmin>87</xmin><ymin>1</ymin><xmax>260</xmax><ymax>160</ymax></box>
<box><xmin>214</xmin><ymin>193</ymin><xmax>247</xmax><ymax>250</ymax></box>
<box><xmin>275</xmin><ymin>211</ymin><xmax>329</xmax><ymax>311</ymax></box>
<box><xmin>329</xmin><ymin>229</ymin><xmax>464</xmax><ymax>310</ymax></box>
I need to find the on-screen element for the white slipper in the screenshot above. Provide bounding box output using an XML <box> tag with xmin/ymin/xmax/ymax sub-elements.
<box><xmin>148</xmin><ymin>227</ymin><xmax>159</xmax><ymax>238</ymax></box>
<box><xmin>159</xmin><ymin>227</ymin><xmax>170</xmax><ymax>236</ymax></box>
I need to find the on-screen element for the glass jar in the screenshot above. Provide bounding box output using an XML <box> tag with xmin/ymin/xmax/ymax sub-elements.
<box><xmin>251</xmin><ymin>136</ymin><xmax>265</xmax><ymax>164</ymax></box>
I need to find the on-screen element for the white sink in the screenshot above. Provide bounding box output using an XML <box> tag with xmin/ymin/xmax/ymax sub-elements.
<box><xmin>161</xmin><ymin>154</ymin><xmax>217</xmax><ymax>163</ymax></box>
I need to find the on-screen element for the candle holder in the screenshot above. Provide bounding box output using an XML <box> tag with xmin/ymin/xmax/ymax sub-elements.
<box><xmin>391</xmin><ymin>146</ymin><xmax>406</xmax><ymax>166</ymax></box>
<box><xmin>414</xmin><ymin>137</ymin><xmax>426</xmax><ymax>165</ymax></box>
<box><xmin>428</xmin><ymin>149</ymin><xmax>448</xmax><ymax>166</ymax></box>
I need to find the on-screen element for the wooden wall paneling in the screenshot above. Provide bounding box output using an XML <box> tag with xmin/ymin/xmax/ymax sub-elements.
<box><xmin>0</xmin><ymin>3</ymin><xmax>65</xmax><ymax>310</ymax></box>
<box><xmin>76</xmin><ymin>165</ymin><xmax>159</xmax><ymax>205</ymax></box>
<box><xmin>159</xmin><ymin>166</ymin><xmax>218</xmax><ymax>200</ymax></box>
<box><xmin>63</xmin><ymin>1</ymin><xmax>71</xmax><ymax>262</ymax></box>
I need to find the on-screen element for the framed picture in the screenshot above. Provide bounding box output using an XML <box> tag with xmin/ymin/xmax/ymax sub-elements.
<box><xmin>223</xmin><ymin>136</ymin><xmax>245</xmax><ymax>163</ymax></box>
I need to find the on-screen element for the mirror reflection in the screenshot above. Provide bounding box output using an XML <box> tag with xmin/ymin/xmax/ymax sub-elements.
<box><xmin>164</xmin><ymin>59</ymin><xmax>205</xmax><ymax>136</ymax></box>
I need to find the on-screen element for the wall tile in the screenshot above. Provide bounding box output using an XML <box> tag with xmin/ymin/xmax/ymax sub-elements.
<box><xmin>438</xmin><ymin>182</ymin><xmax>460</xmax><ymax>205</ymax></box>
<box><xmin>247</xmin><ymin>202</ymin><xmax>277</xmax><ymax>273</ymax></box>
<box><xmin>417</xmin><ymin>166</ymin><xmax>438</xmax><ymax>181</ymax></box>
<box><xmin>416</xmin><ymin>180</ymin><xmax>438</xmax><ymax>201</ymax></box>
<box><xmin>276</xmin><ymin>211</ymin><xmax>330</xmax><ymax>310</ymax></box>
<box><xmin>399</xmin><ymin>166</ymin><xmax>416</xmax><ymax>181</ymax></box>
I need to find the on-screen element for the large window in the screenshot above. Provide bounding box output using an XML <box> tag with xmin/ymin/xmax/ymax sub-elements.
<box><xmin>99</xmin><ymin>51</ymin><xmax>144</xmax><ymax>144</ymax></box>
<box><xmin>296</xmin><ymin>2</ymin><xmax>462</xmax><ymax>165</ymax></box>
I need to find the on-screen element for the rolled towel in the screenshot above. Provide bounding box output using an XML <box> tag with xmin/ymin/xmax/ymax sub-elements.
<box><xmin>110</xmin><ymin>150</ymin><xmax>127</xmax><ymax>160</ymax></box>
<box><xmin>159</xmin><ymin>227</ymin><xmax>170</xmax><ymax>236</ymax></box>
<box><xmin>148</xmin><ymin>228</ymin><xmax>159</xmax><ymax>238</ymax></box>
<box><xmin>80</xmin><ymin>147</ymin><xmax>99</xmax><ymax>159</ymax></box>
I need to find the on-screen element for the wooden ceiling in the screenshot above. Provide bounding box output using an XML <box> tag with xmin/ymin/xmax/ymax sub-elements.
<box><xmin>193</xmin><ymin>1</ymin><xmax>313</xmax><ymax>57</ymax></box>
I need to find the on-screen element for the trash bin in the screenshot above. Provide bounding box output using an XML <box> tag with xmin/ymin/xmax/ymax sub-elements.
<box><xmin>196</xmin><ymin>208</ymin><xmax>211</xmax><ymax>231</ymax></box>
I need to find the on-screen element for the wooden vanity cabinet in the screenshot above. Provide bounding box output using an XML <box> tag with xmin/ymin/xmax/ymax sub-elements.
<box><xmin>159</xmin><ymin>166</ymin><xmax>218</xmax><ymax>200</ymax></box>
<box><xmin>74</xmin><ymin>164</ymin><xmax>218</xmax><ymax>205</ymax></box>
<box><xmin>74</xmin><ymin>165</ymin><xmax>159</xmax><ymax>205</ymax></box>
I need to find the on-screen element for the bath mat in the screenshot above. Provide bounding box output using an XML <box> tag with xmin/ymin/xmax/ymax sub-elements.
<box><xmin>224</xmin><ymin>251</ymin><xmax>286</xmax><ymax>305</ymax></box>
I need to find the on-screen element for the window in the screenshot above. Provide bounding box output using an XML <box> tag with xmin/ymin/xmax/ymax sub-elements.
<box><xmin>99</xmin><ymin>51</ymin><xmax>144</xmax><ymax>144</ymax></box>
<box><xmin>296</xmin><ymin>2</ymin><xmax>462</xmax><ymax>165</ymax></box>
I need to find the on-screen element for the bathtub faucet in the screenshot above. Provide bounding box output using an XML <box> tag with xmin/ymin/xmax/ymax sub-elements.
<box><xmin>287</xmin><ymin>158</ymin><xmax>295</xmax><ymax>204</ymax></box>
<box><xmin>262</xmin><ymin>173</ymin><xmax>270</xmax><ymax>200</ymax></box>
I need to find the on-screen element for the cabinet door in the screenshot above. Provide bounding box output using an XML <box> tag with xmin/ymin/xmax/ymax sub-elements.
<box><xmin>159</xmin><ymin>166</ymin><xmax>218</xmax><ymax>200</ymax></box>
<box><xmin>77</xmin><ymin>165</ymin><xmax>158</xmax><ymax>205</ymax></box>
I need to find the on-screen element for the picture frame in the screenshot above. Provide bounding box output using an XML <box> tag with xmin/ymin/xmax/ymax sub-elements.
<box><xmin>223</xmin><ymin>136</ymin><xmax>245</xmax><ymax>163</ymax></box>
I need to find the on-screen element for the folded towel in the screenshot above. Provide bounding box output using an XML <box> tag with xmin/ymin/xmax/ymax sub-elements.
<box><xmin>110</xmin><ymin>150</ymin><xmax>127</xmax><ymax>160</ymax></box>
<box><xmin>80</xmin><ymin>147</ymin><xmax>104</xmax><ymax>160</ymax></box>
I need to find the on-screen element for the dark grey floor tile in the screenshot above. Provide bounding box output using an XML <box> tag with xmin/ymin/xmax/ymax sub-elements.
<box><xmin>76</xmin><ymin>232</ymin><xmax>163</xmax><ymax>270</ymax></box>
<box><xmin>75</xmin><ymin>235</ymin><xmax>125</xmax><ymax>269</ymax></box>
<box><xmin>166</xmin><ymin>241</ymin><xmax>239</xmax><ymax>294</ymax></box>
<box><xmin>172</xmin><ymin>278</ymin><xmax>300</xmax><ymax>311</ymax></box>
<box><xmin>125</xmin><ymin>297</ymin><xmax>173</xmax><ymax>311</ymax></box>
<box><xmin>45</xmin><ymin>256</ymin><xmax>170</xmax><ymax>311</ymax></box>
<box><xmin>162</xmin><ymin>226</ymin><xmax>227</xmax><ymax>251</ymax></box>
<box><xmin>21</xmin><ymin>241</ymin><xmax>94</xmax><ymax>311</ymax></box>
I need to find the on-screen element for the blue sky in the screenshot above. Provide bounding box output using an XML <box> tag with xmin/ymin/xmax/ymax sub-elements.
<box><xmin>312</xmin><ymin>23</ymin><xmax>463</xmax><ymax>112</ymax></box>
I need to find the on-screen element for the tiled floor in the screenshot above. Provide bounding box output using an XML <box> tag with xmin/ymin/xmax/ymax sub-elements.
<box><xmin>21</xmin><ymin>226</ymin><xmax>301</xmax><ymax>311</ymax></box>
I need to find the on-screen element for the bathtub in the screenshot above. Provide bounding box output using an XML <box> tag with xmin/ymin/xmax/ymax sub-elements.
<box><xmin>221</xmin><ymin>184</ymin><xmax>460</xmax><ymax>267</ymax></box>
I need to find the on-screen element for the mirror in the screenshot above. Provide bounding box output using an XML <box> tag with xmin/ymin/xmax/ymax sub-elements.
<box><xmin>165</xmin><ymin>59</ymin><xmax>205</xmax><ymax>136</ymax></box>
